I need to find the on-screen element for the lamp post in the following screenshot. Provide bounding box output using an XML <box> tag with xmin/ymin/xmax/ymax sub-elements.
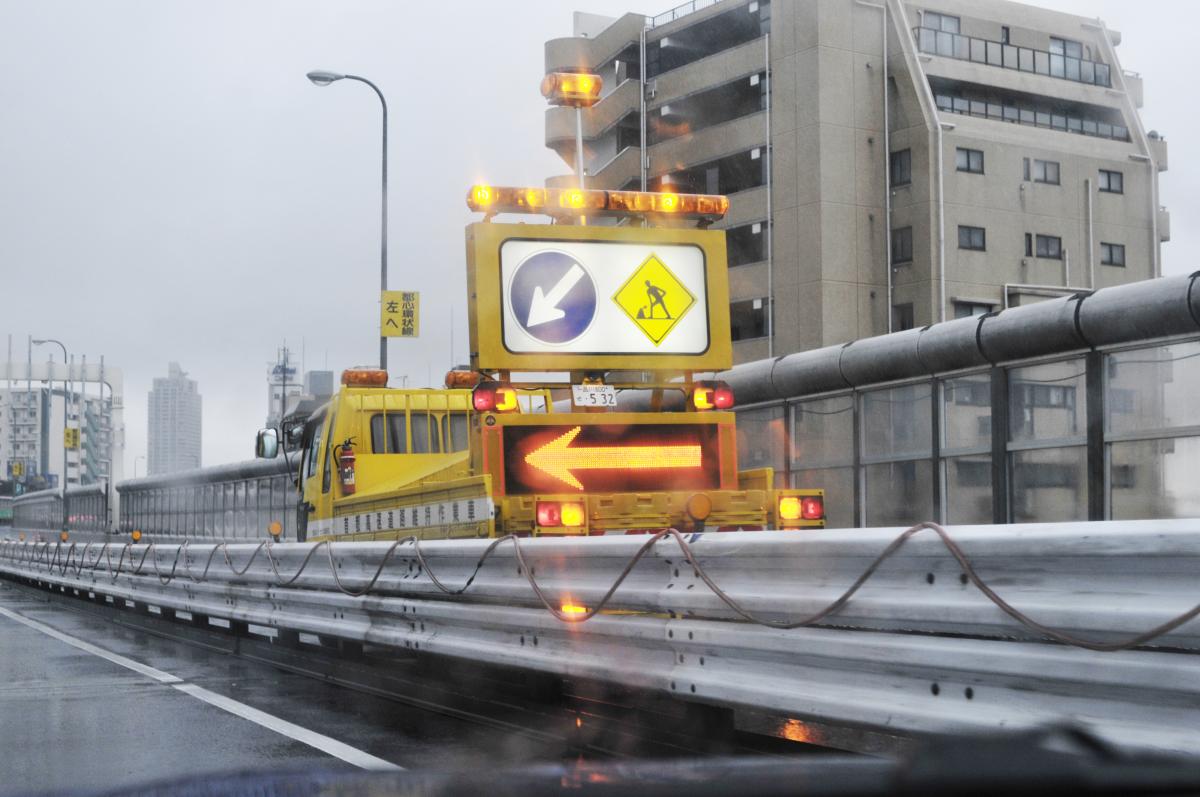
<box><xmin>306</xmin><ymin>70</ymin><xmax>389</xmax><ymax>372</ymax></box>
<box><xmin>32</xmin><ymin>338</ymin><xmax>68</xmax><ymax>528</ymax></box>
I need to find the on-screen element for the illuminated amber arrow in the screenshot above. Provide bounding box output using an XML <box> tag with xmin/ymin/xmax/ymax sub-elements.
<box><xmin>524</xmin><ymin>426</ymin><xmax>702</xmax><ymax>490</ymax></box>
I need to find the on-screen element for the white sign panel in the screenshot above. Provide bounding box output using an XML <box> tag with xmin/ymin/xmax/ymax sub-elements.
<box><xmin>499</xmin><ymin>239</ymin><xmax>709</xmax><ymax>356</ymax></box>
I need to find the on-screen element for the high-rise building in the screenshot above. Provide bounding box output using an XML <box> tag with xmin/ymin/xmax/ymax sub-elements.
<box><xmin>147</xmin><ymin>362</ymin><xmax>201</xmax><ymax>475</ymax></box>
<box><xmin>544</xmin><ymin>0</ymin><xmax>1168</xmax><ymax>362</ymax></box>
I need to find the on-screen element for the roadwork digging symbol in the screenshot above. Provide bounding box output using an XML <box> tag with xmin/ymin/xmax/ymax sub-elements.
<box><xmin>612</xmin><ymin>254</ymin><xmax>695</xmax><ymax>345</ymax></box>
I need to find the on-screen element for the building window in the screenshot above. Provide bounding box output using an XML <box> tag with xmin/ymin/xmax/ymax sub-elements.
<box><xmin>726</xmin><ymin>221</ymin><xmax>767</xmax><ymax>267</ymax></box>
<box><xmin>958</xmin><ymin>225</ymin><xmax>986</xmax><ymax>251</ymax></box>
<box><xmin>954</xmin><ymin>301</ymin><xmax>993</xmax><ymax>319</ymax></box>
<box><xmin>1049</xmin><ymin>37</ymin><xmax>1083</xmax><ymax>59</ymax></box>
<box><xmin>1025</xmin><ymin>158</ymin><xmax>1060</xmax><ymax>184</ymax></box>
<box><xmin>1001</xmin><ymin>26</ymin><xmax>1010</xmax><ymax>44</ymax></box>
<box><xmin>894</xmin><ymin>303</ymin><xmax>915</xmax><ymax>331</ymax></box>
<box><xmin>955</xmin><ymin>147</ymin><xmax>984</xmax><ymax>174</ymax></box>
<box><xmin>1034</xmin><ymin>234</ymin><xmax>1062</xmax><ymax>259</ymax></box>
<box><xmin>924</xmin><ymin>11</ymin><xmax>960</xmax><ymax>33</ymax></box>
<box><xmin>891</xmin><ymin>226</ymin><xmax>913</xmax><ymax>265</ymax></box>
<box><xmin>730</xmin><ymin>298</ymin><xmax>768</xmax><ymax>341</ymax></box>
<box><xmin>1099</xmin><ymin>169</ymin><xmax>1124</xmax><ymax>194</ymax></box>
<box><xmin>1101</xmin><ymin>242</ymin><xmax>1126</xmax><ymax>267</ymax></box>
<box><xmin>890</xmin><ymin>149</ymin><xmax>912</xmax><ymax>186</ymax></box>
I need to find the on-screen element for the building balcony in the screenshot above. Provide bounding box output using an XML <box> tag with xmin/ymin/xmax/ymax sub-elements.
<box><xmin>914</xmin><ymin>27</ymin><xmax>1112</xmax><ymax>88</ymax></box>
<box><xmin>650</xmin><ymin>35</ymin><xmax>766</xmax><ymax>105</ymax></box>
<box><xmin>1158</xmin><ymin>207</ymin><xmax>1171</xmax><ymax>243</ymax></box>
<box><xmin>649</xmin><ymin>110</ymin><xmax>767</xmax><ymax>180</ymax></box>
<box><xmin>546</xmin><ymin>79</ymin><xmax>640</xmax><ymax>148</ymax></box>
<box><xmin>1149</xmin><ymin>134</ymin><xmax>1168</xmax><ymax>172</ymax></box>
<box><xmin>547</xmin><ymin>144</ymin><xmax>642</xmax><ymax>191</ymax></box>
<box><xmin>545</xmin><ymin>13</ymin><xmax>647</xmax><ymax>73</ymax></box>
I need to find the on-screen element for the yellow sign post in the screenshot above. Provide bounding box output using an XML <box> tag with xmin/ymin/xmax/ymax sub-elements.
<box><xmin>64</xmin><ymin>428</ymin><xmax>80</xmax><ymax>449</ymax></box>
<box><xmin>382</xmin><ymin>290</ymin><xmax>419</xmax><ymax>338</ymax></box>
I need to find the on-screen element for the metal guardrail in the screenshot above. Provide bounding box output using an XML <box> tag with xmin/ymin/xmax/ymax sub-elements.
<box><xmin>2</xmin><ymin>520</ymin><xmax>1199</xmax><ymax>754</ymax></box>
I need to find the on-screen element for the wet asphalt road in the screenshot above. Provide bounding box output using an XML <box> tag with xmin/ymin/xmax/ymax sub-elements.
<box><xmin>0</xmin><ymin>580</ymin><xmax>561</xmax><ymax>796</ymax></box>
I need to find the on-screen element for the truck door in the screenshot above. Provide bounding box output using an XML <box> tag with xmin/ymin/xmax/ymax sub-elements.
<box><xmin>297</xmin><ymin>410</ymin><xmax>325</xmax><ymax>540</ymax></box>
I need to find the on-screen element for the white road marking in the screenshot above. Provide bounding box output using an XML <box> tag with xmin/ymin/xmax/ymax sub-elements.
<box><xmin>173</xmin><ymin>684</ymin><xmax>402</xmax><ymax>771</ymax></box>
<box><xmin>0</xmin><ymin>605</ymin><xmax>181</xmax><ymax>684</ymax></box>
<box><xmin>0</xmin><ymin>605</ymin><xmax>402</xmax><ymax>771</ymax></box>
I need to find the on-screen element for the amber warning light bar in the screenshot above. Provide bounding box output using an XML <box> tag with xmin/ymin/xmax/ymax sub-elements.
<box><xmin>467</xmin><ymin>185</ymin><xmax>729</xmax><ymax>224</ymax></box>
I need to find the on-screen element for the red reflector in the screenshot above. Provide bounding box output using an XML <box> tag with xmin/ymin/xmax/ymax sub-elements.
<box><xmin>801</xmin><ymin>497</ymin><xmax>824</xmax><ymax>520</ymax></box>
<box><xmin>536</xmin><ymin>501</ymin><xmax>562</xmax><ymax>527</ymax></box>
<box><xmin>713</xmin><ymin>384</ymin><xmax>735</xmax><ymax>409</ymax></box>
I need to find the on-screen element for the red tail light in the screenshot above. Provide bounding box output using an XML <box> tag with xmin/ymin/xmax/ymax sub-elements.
<box><xmin>536</xmin><ymin>501</ymin><xmax>585</xmax><ymax>528</ymax></box>
<box><xmin>801</xmin><ymin>496</ymin><xmax>824</xmax><ymax>520</ymax></box>
<box><xmin>473</xmin><ymin>381</ymin><xmax>518</xmax><ymax>412</ymax></box>
<box><xmin>692</xmin><ymin>380</ymin><xmax>735</xmax><ymax>411</ymax></box>
<box><xmin>536</xmin><ymin>501</ymin><xmax>562</xmax><ymax>527</ymax></box>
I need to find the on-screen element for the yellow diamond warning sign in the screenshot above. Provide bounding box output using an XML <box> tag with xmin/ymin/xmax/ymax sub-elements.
<box><xmin>612</xmin><ymin>254</ymin><xmax>696</xmax><ymax>345</ymax></box>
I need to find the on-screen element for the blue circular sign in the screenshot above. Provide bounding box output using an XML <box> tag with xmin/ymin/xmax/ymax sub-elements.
<box><xmin>508</xmin><ymin>250</ymin><xmax>597</xmax><ymax>344</ymax></box>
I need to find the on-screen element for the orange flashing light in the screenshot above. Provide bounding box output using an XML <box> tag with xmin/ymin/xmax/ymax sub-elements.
<box><xmin>466</xmin><ymin>185</ymin><xmax>728</xmax><ymax>223</ymax></box>
<box><xmin>131</xmin><ymin>529</ymin><xmax>142</xmax><ymax>543</ymax></box>
<box><xmin>444</xmin><ymin>370</ymin><xmax>482</xmax><ymax>389</ymax></box>
<box><xmin>560</xmin><ymin>602</ymin><xmax>588</xmax><ymax>615</ymax></box>
<box><xmin>268</xmin><ymin>521</ymin><xmax>283</xmax><ymax>538</ymax></box>
<box><xmin>778</xmin><ymin>496</ymin><xmax>802</xmax><ymax>522</ymax></box>
<box><xmin>341</xmin><ymin>368</ymin><xmax>388</xmax><ymax>387</ymax></box>
<box><xmin>541</xmin><ymin>71</ymin><xmax>603</xmax><ymax>107</ymax></box>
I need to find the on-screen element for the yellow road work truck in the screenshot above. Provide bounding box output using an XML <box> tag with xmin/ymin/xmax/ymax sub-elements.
<box><xmin>258</xmin><ymin>185</ymin><xmax>823</xmax><ymax>541</ymax></box>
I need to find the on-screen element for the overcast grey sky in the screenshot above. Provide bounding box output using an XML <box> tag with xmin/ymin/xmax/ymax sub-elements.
<box><xmin>1</xmin><ymin>0</ymin><xmax>1195</xmax><ymax>473</ymax></box>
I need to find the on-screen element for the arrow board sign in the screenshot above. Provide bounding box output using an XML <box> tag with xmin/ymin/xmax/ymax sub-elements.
<box><xmin>503</xmin><ymin>241</ymin><xmax>707</xmax><ymax>354</ymax></box>
<box><xmin>466</xmin><ymin>223</ymin><xmax>732</xmax><ymax>372</ymax></box>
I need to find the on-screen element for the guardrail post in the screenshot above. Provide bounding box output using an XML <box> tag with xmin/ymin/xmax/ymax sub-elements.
<box><xmin>275</xmin><ymin>628</ymin><xmax>301</xmax><ymax>647</ymax></box>
<box><xmin>1086</xmin><ymin>350</ymin><xmax>1106</xmax><ymax>520</ymax></box>
<box><xmin>989</xmin><ymin>366</ymin><xmax>1010</xmax><ymax>523</ymax></box>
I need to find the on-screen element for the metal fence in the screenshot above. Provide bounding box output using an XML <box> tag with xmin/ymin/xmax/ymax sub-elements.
<box><xmin>12</xmin><ymin>484</ymin><xmax>109</xmax><ymax>534</ymax></box>
<box><xmin>117</xmin><ymin>458</ymin><xmax>299</xmax><ymax>541</ymax></box>
<box><xmin>729</xmin><ymin>274</ymin><xmax>1200</xmax><ymax>528</ymax></box>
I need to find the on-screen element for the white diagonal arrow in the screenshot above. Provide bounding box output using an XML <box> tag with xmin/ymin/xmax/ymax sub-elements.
<box><xmin>526</xmin><ymin>263</ymin><xmax>585</xmax><ymax>327</ymax></box>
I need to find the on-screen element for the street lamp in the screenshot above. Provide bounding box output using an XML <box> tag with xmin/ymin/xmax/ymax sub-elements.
<box><xmin>32</xmin><ymin>338</ymin><xmax>68</xmax><ymax>529</ymax></box>
<box><xmin>306</xmin><ymin>69</ymin><xmax>390</xmax><ymax>372</ymax></box>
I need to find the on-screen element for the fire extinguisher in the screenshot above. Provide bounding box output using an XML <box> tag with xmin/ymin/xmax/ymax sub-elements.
<box><xmin>335</xmin><ymin>438</ymin><xmax>357</xmax><ymax>495</ymax></box>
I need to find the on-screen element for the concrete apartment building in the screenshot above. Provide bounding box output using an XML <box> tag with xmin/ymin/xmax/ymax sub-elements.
<box><xmin>147</xmin><ymin>362</ymin><xmax>201</xmax><ymax>475</ymax></box>
<box><xmin>544</xmin><ymin>0</ymin><xmax>1168</xmax><ymax>363</ymax></box>
<box><xmin>1</xmin><ymin>357</ymin><xmax>124</xmax><ymax>491</ymax></box>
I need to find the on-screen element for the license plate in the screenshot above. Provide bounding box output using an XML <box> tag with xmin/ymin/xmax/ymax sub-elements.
<box><xmin>571</xmin><ymin>384</ymin><xmax>617</xmax><ymax>408</ymax></box>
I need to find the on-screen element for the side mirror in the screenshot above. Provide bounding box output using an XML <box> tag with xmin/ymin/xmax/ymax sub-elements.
<box><xmin>255</xmin><ymin>428</ymin><xmax>279</xmax><ymax>459</ymax></box>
